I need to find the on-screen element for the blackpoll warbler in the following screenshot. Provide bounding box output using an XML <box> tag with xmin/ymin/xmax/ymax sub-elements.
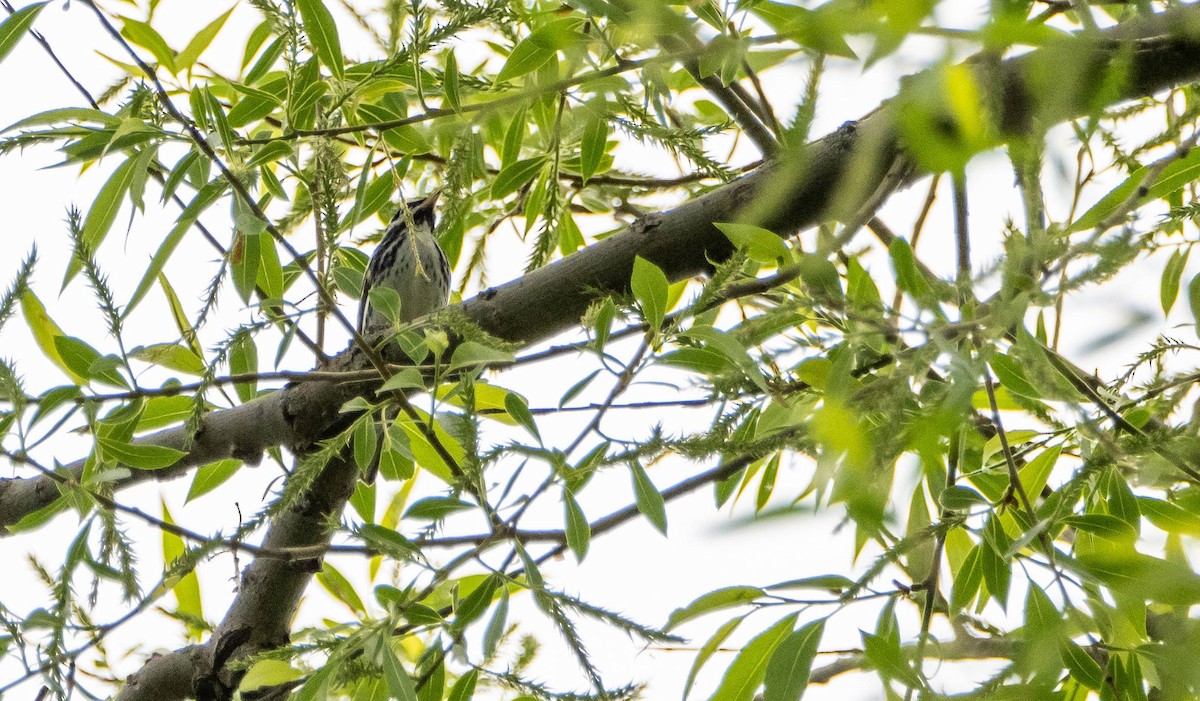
<box><xmin>357</xmin><ymin>190</ymin><xmax>450</xmax><ymax>334</ymax></box>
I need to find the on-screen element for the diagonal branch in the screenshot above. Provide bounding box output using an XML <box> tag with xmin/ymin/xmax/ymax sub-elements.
<box><xmin>2</xmin><ymin>6</ymin><xmax>1200</xmax><ymax>534</ymax></box>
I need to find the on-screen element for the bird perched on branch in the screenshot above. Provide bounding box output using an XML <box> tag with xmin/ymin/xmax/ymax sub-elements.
<box><xmin>357</xmin><ymin>190</ymin><xmax>450</xmax><ymax>334</ymax></box>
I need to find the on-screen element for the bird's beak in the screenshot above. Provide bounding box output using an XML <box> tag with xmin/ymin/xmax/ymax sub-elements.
<box><xmin>422</xmin><ymin>189</ymin><xmax>442</xmax><ymax>208</ymax></box>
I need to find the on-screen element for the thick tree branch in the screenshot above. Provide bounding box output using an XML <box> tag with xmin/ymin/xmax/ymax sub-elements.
<box><xmin>115</xmin><ymin>449</ymin><xmax>359</xmax><ymax>701</ymax></box>
<box><xmin>3</xmin><ymin>7</ymin><xmax>1200</xmax><ymax>533</ymax></box>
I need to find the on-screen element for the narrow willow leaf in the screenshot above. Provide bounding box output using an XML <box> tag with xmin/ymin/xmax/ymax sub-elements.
<box><xmin>1070</xmin><ymin>147</ymin><xmax>1200</xmax><ymax>233</ymax></box>
<box><xmin>121</xmin><ymin>19</ymin><xmax>176</xmax><ymax>73</ymax></box>
<box><xmin>496</xmin><ymin>19</ymin><xmax>583</xmax><ymax>83</ymax></box>
<box><xmin>491</xmin><ymin>156</ymin><xmax>546</xmax><ymax>199</ymax></box>
<box><xmin>763</xmin><ymin>619</ymin><xmax>825</xmax><ymax>701</ymax></box>
<box><xmin>126</xmin><ymin>178</ymin><xmax>227</xmax><ymax>315</ymax></box>
<box><xmin>0</xmin><ymin>2</ymin><xmax>47</xmax><ymax>65</ymax></box>
<box><xmin>631</xmin><ymin>256</ymin><xmax>668</xmax><ymax>329</ymax></box>
<box><xmin>563</xmin><ymin>489</ymin><xmax>590</xmax><ymax>561</ymax></box>
<box><xmin>444</xmin><ymin>49</ymin><xmax>461</xmax><ymax>112</ymax></box>
<box><xmin>129</xmin><ymin>343</ymin><xmax>205</xmax><ymax>375</ymax></box>
<box><xmin>504</xmin><ymin>392</ymin><xmax>540</xmax><ymax>442</ymax></box>
<box><xmin>715</xmin><ymin>222</ymin><xmax>790</xmax><ymax>264</ymax></box>
<box><xmin>667</xmin><ymin>586</ymin><xmax>764</xmax><ymax>630</ymax></box>
<box><xmin>21</xmin><ymin>290</ymin><xmax>84</xmax><ymax>384</ymax></box>
<box><xmin>229</xmin><ymin>331</ymin><xmax>258</xmax><ymax>402</ymax></box>
<box><xmin>175</xmin><ymin>6</ymin><xmax>234</xmax><ymax>72</ymax></box>
<box><xmin>1161</xmin><ymin>248</ymin><xmax>1189</xmax><ymax>316</ymax></box>
<box><xmin>239</xmin><ymin>660</ymin><xmax>304</xmax><ymax>693</ymax></box>
<box><xmin>630</xmin><ymin>461</ymin><xmax>667</xmax><ymax>534</ymax></box>
<box><xmin>580</xmin><ymin>115</ymin><xmax>607</xmax><ymax>183</ymax></box>
<box><xmin>97</xmin><ymin>437</ymin><xmax>186</xmax><ymax>470</ymax></box>
<box><xmin>710</xmin><ymin>613</ymin><xmax>798</xmax><ymax>701</ymax></box>
<box><xmin>448</xmin><ymin>341</ymin><xmax>515</xmax><ymax>372</ymax></box>
<box><xmin>317</xmin><ymin>562</ymin><xmax>366</xmax><ymax>615</ymax></box>
<box><xmin>684</xmin><ymin>616</ymin><xmax>744</xmax><ymax>699</ymax></box>
<box><xmin>186</xmin><ymin>459</ymin><xmax>241</xmax><ymax>502</ymax></box>
<box><xmin>160</xmin><ymin>499</ymin><xmax>202</xmax><ymax>623</ymax></box>
<box><xmin>295</xmin><ymin>0</ymin><xmax>343</xmax><ymax>78</ymax></box>
<box><xmin>65</xmin><ymin>157</ymin><xmax>139</xmax><ymax>287</ymax></box>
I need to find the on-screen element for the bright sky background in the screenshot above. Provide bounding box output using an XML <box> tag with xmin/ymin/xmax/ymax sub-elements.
<box><xmin>0</xmin><ymin>1</ymin><xmax>1190</xmax><ymax>699</ymax></box>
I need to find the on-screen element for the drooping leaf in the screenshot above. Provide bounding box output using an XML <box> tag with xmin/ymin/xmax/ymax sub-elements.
<box><xmin>709</xmin><ymin>613</ymin><xmax>799</xmax><ymax>701</ymax></box>
<box><xmin>763</xmin><ymin>619</ymin><xmax>825</xmax><ymax>701</ymax></box>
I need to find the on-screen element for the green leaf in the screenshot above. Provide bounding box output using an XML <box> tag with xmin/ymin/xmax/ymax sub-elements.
<box><xmin>579</xmin><ymin>115</ymin><xmax>607</xmax><ymax>184</ymax></box>
<box><xmin>938</xmin><ymin>485</ymin><xmax>988</xmax><ymax>510</ymax></box>
<box><xmin>1061</xmin><ymin>640</ymin><xmax>1103</xmax><ymax>690</ymax></box>
<box><xmin>1189</xmin><ymin>273</ymin><xmax>1200</xmax><ymax>337</ymax></box>
<box><xmin>231</xmin><ymin>231</ymin><xmax>260</xmax><ymax>304</ymax></box>
<box><xmin>631</xmin><ymin>460</ymin><xmax>667</xmax><ymax>535</ymax></box>
<box><xmin>404</xmin><ymin>496</ymin><xmax>474</xmax><ymax>521</ymax></box>
<box><xmin>448</xmin><ymin>341</ymin><xmax>516</xmax><ymax>372</ymax></box>
<box><xmin>684</xmin><ymin>616</ymin><xmax>744</xmax><ymax>699</ymax></box>
<box><xmin>0</xmin><ymin>2</ymin><xmax>46</xmax><ymax>65</ymax></box>
<box><xmin>240</xmin><ymin>660</ymin><xmax>304</xmax><ymax>693</ymax></box>
<box><xmin>667</xmin><ymin>586</ymin><xmax>764</xmax><ymax>630</ymax></box>
<box><xmin>563</xmin><ymin>489</ymin><xmax>590</xmax><ymax>561</ymax></box>
<box><xmin>988</xmin><ymin>352</ymin><xmax>1041</xmax><ymax>399</ymax></box>
<box><xmin>504</xmin><ymin>392</ymin><xmax>540</xmax><ymax>442</ymax></box>
<box><xmin>1076</xmin><ymin>552</ymin><xmax>1200</xmax><ymax>605</ymax></box>
<box><xmin>1161</xmin><ymin>248</ymin><xmax>1189</xmax><ymax>316</ymax></box>
<box><xmin>175</xmin><ymin>6</ymin><xmax>234</xmax><ymax>72</ymax></box>
<box><xmin>229</xmin><ymin>330</ymin><xmax>258</xmax><ymax>402</ymax></box>
<box><xmin>1018</xmin><ymin>445</ymin><xmax>1060</xmax><ymax>503</ymax></box>
<box><xmin>136</xmin><ymin>396</ymin><xmax>194</xmax><ymax>432</ymax></box>
<box><xmin>950</xmin><ymin>545</ymin><xmax>984</xmax><ymax>613</ymax></box>
<box><xmin>447</xmin><ymin>669</ymin><xmax>478</xmax><ymax>701</ymax></box>
<box><xmin>129</xmin><ymin>343</ymin><xmax>205</xmax><ymax>376</ymax></box>
<box><xmin>501</xmin><ymin>108</ymin><xmax>527</xmax><ymax>168</ymax></box>
<box><xmin>126</xmin><ymin>178</ymin><xmax>228</xmax><ymax>315</ymax></box>
<box><xmin>631</xmin><ymin>256</ymin><xmax>668</xmax><ymax>329</ymax></box>
<box><xmin>767</xmin><ymin>575</ymin><xmax>854</xmax><ymax>593</ymax></box>
<box><xmin>715</xmin><ymin>222</ymin><xmax>790</xmax><ymax>264</ymax></box>
<box><xmin>367</xmin><ymin>633</ymin><xmax>417</xmax><ymax>701</ymax></box>
<box><xmin>354</xmin><ymin>415</ymin><xmax>378</xmax><ymax>471</ymax></box>
<box><xmin>491</xmin><ymin>156</ymin><xmax>547</xmax><ymax>199</ymax></box>
<box><xmin>496</xmin><ymin>19</ymin><xmax>583</xmax><ymax>83</ymax></box>
<box><xmin>360</xmin><ymin>524</ymin><xmax>416</xmax><ymax>558</ymax></box>
<box><xmin>710</xmin><ymin>613</ymin><xmax>798</xmax><ymax>701</ymax></box>
<box><xmin>1070</xmin><ymin>147</ymin><xmax>1200</xmax><ymax>232</ymax></box>
<box><xmin>65</xmin><ymin>157</ymin><xmax>140</xmax><ymax>287</ymax></box>
<box><xmin>455</xmin><ymin>573</ymin><xmax>500</xmax><ymax>626</ymax></box>
<box><xmin>1137</xmin><ymin>497</ymin><xmax>1200</xmax><ymax>536</ymax></box>
<box><xmin>443</xmin><ymin>49</ymin><xmax>461</xmax><ymax>112</ymax></box>
<box><xmin>157</xmin><ymin>274</ymin><xmax>202</xmax><ymax>358</ymax></box>
<box><xmin>21</xmin><ymin>291</ymin><xmax>84</xmax><ymax>384</ymax></box>
<box><xmin>685</xmin><ymin>325</ymin><xmax>769</xmax><ymax>391</ymax></box>
<box><xmin>317</xmin><ymin>561</ymin><xmax>366</xmax><ymax>615</ymax></box>
<box><xmin>160</xmin><ymin>500</ymin><xmax>202</xmax><ymax>622</ymax></box>
<box><xmin>97</xmin><ymin>437</ymin><xmax>186</xmax><ymax>470</ymax></box>
<box><xmin>121</xmin><ymin>19</ymin><xmax>176</xmax><ymax>73</ymax></box>
<box><xmin>889</xmin><ymin>237</ymin><xmax>933</xmax><ymax>301</ymax></box>
<box><xmin>763</xmin><ymin>619</ymin><xmax>825</xmax><ymax>701</ymax></box>
<box><xmin>52</xmin><ymin>335</ymin><xmax>102</xmax><ymax>384</ymax></box>
<box><xmin>186</xmin><ymin>459</ymin><xmax>241</xmax><ymax>502</ymax></box>
<box><xmin>862</xmin><ymin>628</ymin><xmax>925</xmax><ymax>689</ymax></box>
<box><xmin>482</xmin><ymin>591</ymin><xmax>508</xmax><ymax>659</ymax></box>
<box><xmin>1062</xmin><ymin>514</ymin><xmax>1137</xmax><ymax>542</ymax></box>
<box><xmin>295</xmin><ymin>0</ymin><xmax>343</xmax><ymax>79</ymax></box>
<box><xmin>380</xmin><ymin>368</ymin><xmax>425</xmax><ymax>392</ymax></box>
